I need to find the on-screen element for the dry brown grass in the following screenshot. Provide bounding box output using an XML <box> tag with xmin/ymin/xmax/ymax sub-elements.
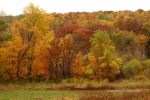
<box><xmin>48</xmin><ymin>80</ymin><xmax>150</xmax><ymax>90</ymax></box>
<box><xmin>0</xmin><ymin>80</ymin><xmax>150</xmax><ymax>90</ymax></box>
<box><xmin>79</xmin><ymin>90</ymin><xmax>150</xmax><ymax>100</ymax></box>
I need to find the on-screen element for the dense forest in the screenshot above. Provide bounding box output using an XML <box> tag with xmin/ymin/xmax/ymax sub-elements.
<box><xmin>0</xmin><ymin>4</ymin><xmax>150</xmax><ymax>82</ymax></box>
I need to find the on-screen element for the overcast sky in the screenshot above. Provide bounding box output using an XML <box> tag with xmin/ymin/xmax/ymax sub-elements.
<box><xmin>0</xmin><ymin>0</ymin><xmax>150</xmax><ymax>15</ymax></box>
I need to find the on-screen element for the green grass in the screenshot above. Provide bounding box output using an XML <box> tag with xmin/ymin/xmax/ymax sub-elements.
<box><xmin>0</xmin><ymin>89</ymin><xmax>149</xmax><ymax>100</ymax></box>
<box><xmin>0</xmin><ymin>89</ymin><xmax>83</xmax><ymax>100</ymax></box>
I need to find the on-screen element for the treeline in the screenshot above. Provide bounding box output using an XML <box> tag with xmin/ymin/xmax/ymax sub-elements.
<box><xmin>0</xmin><ymin>4</ymin><xmax>150</xmax><ymax>82</ymax></box>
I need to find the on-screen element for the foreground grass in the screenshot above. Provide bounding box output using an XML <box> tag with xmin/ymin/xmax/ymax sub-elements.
<box><xmin>0</xmin><ymin>89</ymin><xmax>149</xmax><ymax>100</ymax></box>
<box><xmin>0</xmin><ymin>80</ymin><xmax>150</xmax><ymax>100</ymax></box>
<box><xmin>0</xmin><ymin>89</ymin><xmax>84</xmax><ymax>100</ymax></box>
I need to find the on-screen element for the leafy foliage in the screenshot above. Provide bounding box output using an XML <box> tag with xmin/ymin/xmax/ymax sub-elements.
<box><xmin>0</xmin><ymin>4</ymin><xmax>150</xmax><ymax>82</ymax></box>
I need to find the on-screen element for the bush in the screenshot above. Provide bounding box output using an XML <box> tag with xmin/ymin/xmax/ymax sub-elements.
<box><xmin>142</xmin><ymin>59</ymin><xmax>150</xmax><ymax>69</ymax></box>
<box><xmin>123</xmin><ymin>59</ymin><xmax>142</xmax><ymax>79</ymax></box>
<box><xmin>122</xmin><ymin>59</ymin><xmax>150</xmax><ymax>80</ymax></box>
<box><xmin>111</xmin><ymin>31</ymin><xmax>135</xmax><ymax>50</ymax></box>
<box><xmin>141</xmin><ymin>59</ymin><xmax>150</xmax><ymax>79</ymax></box>
<box><xmin>61</xmin><ymin>77</ymin><xmax>87</xmax><ymax>83</ymax></box>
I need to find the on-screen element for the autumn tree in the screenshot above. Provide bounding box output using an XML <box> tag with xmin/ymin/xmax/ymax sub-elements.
<box><xmin>86</xmin><ymin>30</ymin><xmax>122</xmax><ymax>80</ymax></box>
<box><xmin>48</xmin><ymin>34</ymin><xmax>75</xmax><ymax>81</ymax></box>
<box><xmin>146</xmin><ymin>37</ymin><xmax>150</xmax><ymax>58</ymax></box>
<box><xmin>0</xmin><ymin>11</ymin><xmax>7</xmax><ymax>33</ymax></box>
<box><xmin>143</xmin><ymin>13</ymin><xmax>150</xmax><ymax>58</ymax></box>
<box><xmin>49</xmin><ymin>14</ymin><xmax>64</xmax><ymax>32</ymax></box>
<box><xmin>0</xmin><ymin>35</ymin><xmax>25</xmax><ymax>80</ymax></box>
<box><xmin>0</xmin><ymin>11</ymin><xmax>9</xmax><ymax>43</ymax></box>
<box><xmin>61</xmin><ymin>35</ymin><xmax>75</xmax><ymax>78</ymax></box>
<box><xmin>114</xmin><ymin>12</ymin><xmax>143</xmax><ymax>33</ymax></box>
<box><xmin>11</xmin><ymin>3</ymin><xmax>53</xmax><ymax>80</ymax></box>
<box><xmin>56</xmin><ymin>23</ymin><xmax>79</xmax><ymax>37</ymax></box>
<box><xmin>72</xmin><ymin>52</ymin><xmax>84</xmax><ymax>77</ymax></box>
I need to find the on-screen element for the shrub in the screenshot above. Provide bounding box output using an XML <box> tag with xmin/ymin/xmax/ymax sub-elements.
<box><xmin>111</xmin><ymin>31</ymin><xmax>135</xmax><ymax>50</ymax></box>
<box><xmin>123</xmin><ymin>59</ymin><xmax>142</xmax><ymax>79</ymax></box>
<box><xmin>141</xmin><ymin>59</ymin><xmax>150</xmax><ymax>79</ymax></box>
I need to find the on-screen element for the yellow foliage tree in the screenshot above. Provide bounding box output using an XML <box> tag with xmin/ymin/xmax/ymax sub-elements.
<box><xmin>10</xmin><ymin>3</ymin><xmax>53</xmax><ymax>80</ymax></box>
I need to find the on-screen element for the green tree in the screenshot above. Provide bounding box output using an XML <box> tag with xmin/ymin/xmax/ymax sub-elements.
<box><xmin>87</xmin><ymin>30</ymin><xmax>121</xmax><ymax>80</ymax></box>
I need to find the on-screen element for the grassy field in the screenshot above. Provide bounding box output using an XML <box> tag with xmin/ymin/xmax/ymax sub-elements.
<box><xmin>0</xmin><ymin>80</ymin><xmax>150</xmax><ymax>100</ymax></box>
<box><xmin>0</xmin><ymin>89</ymin><xmax>150</xmax><ymax>100</ymax></box>
<box><xmin>0</xmin><ymin>89</ymin><xmax>84</xmax><ymax>100</ymax></box>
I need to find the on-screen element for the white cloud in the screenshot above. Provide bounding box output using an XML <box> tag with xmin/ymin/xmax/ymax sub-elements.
<box><xmin>0</xmin><ymin>0</ymin><xmax>150</xmax><ymax>15</ymax></box>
